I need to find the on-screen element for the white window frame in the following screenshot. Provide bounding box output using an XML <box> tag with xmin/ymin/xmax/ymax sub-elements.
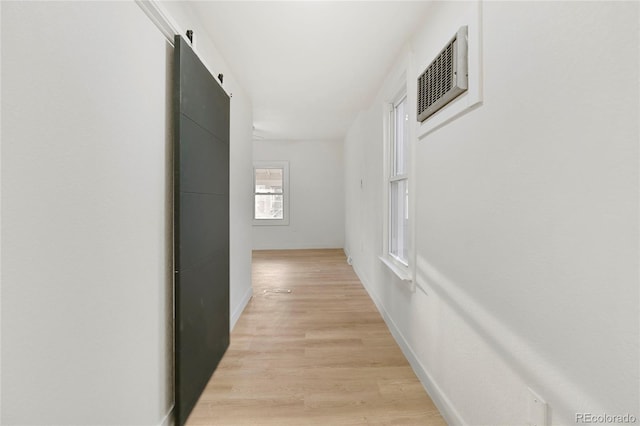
<box><xmin>380</xmin><ymin>86</ymin><xmax>413</xmax><ymax>284</ymax></box>
<box><xmin>253</xmin><ymin>161</ymin><xmax>290</xmax><ymax>226</ymax></box>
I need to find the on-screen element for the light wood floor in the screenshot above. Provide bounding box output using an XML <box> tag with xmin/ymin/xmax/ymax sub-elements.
<box><xmin>186</xmin><ymin>249</ymin><xmax>446</xmax><ymax>425</ymax></box>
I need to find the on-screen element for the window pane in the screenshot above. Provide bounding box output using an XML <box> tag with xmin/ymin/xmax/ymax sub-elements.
<box><xmin>390</xmin><ymin>179</ymin><xmax>408</xmax><ymax>263</ymax></box>
<box><xmin>394</xmin><ymin>97</ymin><xmax>409</xmax><ymax>176</ymax></box>
<box><xmin>255</xmin><ymin>168</ymin><xmax>283</xmax><ymax>193</ymax></box>
<box><xmin>255</xmin><ymin>194</ymin><xmax>284</xmax><ymax>219</ymax></box>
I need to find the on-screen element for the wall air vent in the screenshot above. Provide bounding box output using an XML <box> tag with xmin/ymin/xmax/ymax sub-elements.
<box><xmin>417</xmin><ymin>26</ymin><xmax>468</xmax><ymax>122</ymax></box>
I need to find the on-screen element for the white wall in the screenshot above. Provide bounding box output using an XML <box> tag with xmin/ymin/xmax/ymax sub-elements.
<box><xmin>1</xmin><ymin>1</ymin><xmax>254</xmax><ymax>424</ymax></box>
<box><xmin>1</xmin><ymin>2</ymin><xmax>173</xmax><ymax>424</ymax></box>
<box><xmin>253</xmin><ymin>139</ymin><xmax>344</xmax><ymax>250</ymax></box>
<box><xmin>344</xmin><ymin>2</ymin><xmax>639</xmax><ymax>425</ymax></box>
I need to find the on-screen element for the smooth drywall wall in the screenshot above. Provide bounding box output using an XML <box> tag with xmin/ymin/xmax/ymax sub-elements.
<box><xmin>253</xmin><ymin>140</ymin><xmax>344</xmax><ymax>250</ymax></box>
<box><xmin>158</xmin><ymin>1</ymin><xmax>255</xmax><ymax>331</ymax></box>
<box><xmin>344</xmin><ymin>2</ymin><xmax>639</xmax><ymax>425</ymax></box>
<box><xmin>1</xmin><ymin>2</ymin><xmax>173</xmax><ymax>424</ymax></box>
<box><xmin>1</xmin><ymin>1</ymin><xmax>255</xmax><ymax>424</ymax></box>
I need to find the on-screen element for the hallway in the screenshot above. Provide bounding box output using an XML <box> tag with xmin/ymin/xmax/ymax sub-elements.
<box><xmin>186</xmin><ymin>250</ymin><xmax>446</xmax><ymax>425</ymax></box>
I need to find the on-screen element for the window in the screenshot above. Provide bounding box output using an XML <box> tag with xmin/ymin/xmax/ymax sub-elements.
<box><xmin>389</xmin><ymin>95</ymin><xmax>409</xmax><ymax>265</ymax></box>
<box><xmin>253</xmin><ymin>161</ymin><xmax>289</xmax><ymax>226</ymax></box>
<box><xmin>380</xmin><ymin>89</ymin><xmax>411</xmax><ymax>283</ymax></box>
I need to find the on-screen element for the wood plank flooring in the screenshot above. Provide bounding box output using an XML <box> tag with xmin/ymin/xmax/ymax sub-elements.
<box><xmin>186</xmin><ymin>249</ymin><xmax>446</xmax><ymax>425</ymax></box>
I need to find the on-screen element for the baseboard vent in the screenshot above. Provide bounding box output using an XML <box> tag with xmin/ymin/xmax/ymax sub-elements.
<box><xmin>417</xmin><ymin>26</ymin><xmax>468</xmax><ymax>122</ymax></box>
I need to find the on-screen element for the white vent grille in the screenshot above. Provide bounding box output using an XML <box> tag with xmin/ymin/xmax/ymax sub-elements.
<box><xmin>417</xmin><ymin>26</ymin><xmax>468</xmax><ymax>122</ymax></box>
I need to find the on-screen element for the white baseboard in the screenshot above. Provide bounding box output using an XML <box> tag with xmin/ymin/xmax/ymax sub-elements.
<box><xmin>158</xmin><ymin>405</ymin><xmax>174</xmax><ymax>426</ymax></box>
<box><xmin>230</xmin><ymin>285</ymin><xmax>253</xmax><ymax>331</ymax></box>
<box><xmin>350</xmin><ymin>261</ymin><xmax>466</xmax><ymax>426</ymax></box>
<box><xmin>382</xmin><ymin>303</ymin><xmax>466</xmax><ymax>426</ymax></box>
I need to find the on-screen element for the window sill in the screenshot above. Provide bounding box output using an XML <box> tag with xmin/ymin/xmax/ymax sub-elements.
<box><xmin>379</xmin><ymin>255</ymin><xmax>412</xmax><ymax>283</ymax></box>
<box><xmin>253</xmin><ymin>219</ymin><xmax>289</xmax><ymax>226</ymax></box>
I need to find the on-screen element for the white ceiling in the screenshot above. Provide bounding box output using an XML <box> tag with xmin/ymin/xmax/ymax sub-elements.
<box><xmin>190</xmin><ymin>1</ymin><xmax>433</xmax><ymax>141</ymax></box>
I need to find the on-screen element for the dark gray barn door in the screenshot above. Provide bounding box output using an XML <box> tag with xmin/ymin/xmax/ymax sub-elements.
<box><xmin>173</xmin><ymin>35</ymin><xmax>230</xmax><ymax>426</ymax></box>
